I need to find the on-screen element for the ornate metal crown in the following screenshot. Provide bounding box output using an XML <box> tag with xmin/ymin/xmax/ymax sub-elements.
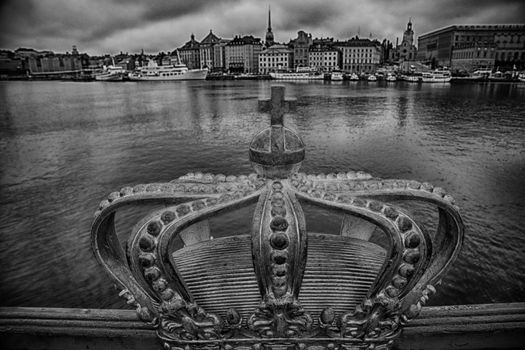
<box><xmin>92</xmin><ymin>86</ymin><xmax>464</xmax><ymax>350</ymax></box>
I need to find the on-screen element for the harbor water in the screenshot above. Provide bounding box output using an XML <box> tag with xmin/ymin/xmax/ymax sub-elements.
<box><xmin>0</xmin><ymin>80</ymin><xmax>524</xmax><ymax>309</ymax></box>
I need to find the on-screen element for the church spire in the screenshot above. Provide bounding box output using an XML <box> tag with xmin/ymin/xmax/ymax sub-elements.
<box><xmin>265</xmin><ymin>4</ymin><xmax>274</xmax><ymax>47</ymax></box>
<box><xmin>268</xmin><ymin>5</ymin><xmax>272</xmax><ymax>32</ymax></box>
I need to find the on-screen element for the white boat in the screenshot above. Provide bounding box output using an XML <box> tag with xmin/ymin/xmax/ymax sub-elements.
<box><xmin>402</xmin><ymin>73</ymin><xmax>422</xmax><ymax>82</ymax></box>
<box><xmin>94</xmin><ymin>65</ymin><xmax>125</xmax><ymax>81</ymax></box>
<box><xmin>386</xmin><ymin>73</ymin><xmax>397</xmax><ymax>82</ymax></box>
<box><xmin>367</xmin><ymin>74</ymin><xmax>377</xmax><ymax>81</ymax></box>
<box><xmin>518</xmin><ymin>73</ymin><xmax>525</xmax><ymax>82</ymax></box>
<box><xmin>330</xmin><ymin>71</ymin><xmax>344</xmax><ymax>81</ymax></box>
<box><xmin>421</xmin><ymin>69</ymin><xmax>451</xmax><ymax>83</ymax></box>
<box><xmin>348</xmin><ymin>73</ymin><xmax>359</xmax><ymax>81</ymax></box>
<box><xmin>270</xmin><ymin>67</ymin><xmax>324</xmax><ymax>80</ymax></box>
<box><xmin>129</xmin><ymin>59</ymin><xmax>208</xmax><ymax>81</ymax></box>
<box><xmin>451</xmin><ymin>69</ymin><xmax>491</xmax><ymax>82</ymax></box>
<box><xmin>488</xmin><ymin>70</ymin><xmax>509</xmax><ymax>82</ymax></box>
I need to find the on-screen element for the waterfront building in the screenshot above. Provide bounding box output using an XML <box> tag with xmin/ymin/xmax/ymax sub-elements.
<box><xmin>308</xmin><ymin>44</ymin><xmax>341</xmax><ymax>72</ymax></box>
<box><xmin>258</xmin><ymin>44</ymin><xmax>293</xmax><ymax>74</ymax></box>
<box><xmin>199</xmin><ymin>30</ymin><xmax>221</xmax><ymax>71</ymax></box>
<box><xmin>225</xmin><ymin>35</ymin><xmax>262</xmax><ymax>73</ymax></box>
<box><xmin>265</xmin><ymin>7</ymin><xmax>275</xmax><ymax>48</ymax></box>
<box><xmin>390</xmin><ymin>19</ymin><xmax>417</xmax><ymax>62</ymax></box>
<box><xmin>451</xmin><ymin>42</ymin><xmax>496</xmax><ymax>72</ymax></box>
<box><xmin>289</xmin><ymin>31</ymin><xmax>313</xmax><ymax>68</ymax></box>
<box><xmin>335</xmin><ymin>38</ymin><xmax>383</xmax><ymax>73</ymax></box>
<box><xmin>27</xmin><ymin>52</ymin><xmax>82</xmax><ymax>74</ymax></box>
<box><xmin>212</xmin><ymin>39</ymin><xmax>231</xmax><ymax>72</ymax></box>
<box><xmin>178</xmin><ymin>34</ymin><xmax>201</xmax><ymax>69</ymax></box>
<box><xmin>417</xmin><ymin>24</ymin><xmax>525</xmax><ymax>69</ymax></box>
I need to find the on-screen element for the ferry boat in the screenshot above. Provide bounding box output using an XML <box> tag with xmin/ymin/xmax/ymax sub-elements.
<box><xmin>129</xmin><ymin>59</ymin><xmax>208</xmax><ymax>81</ymax></box>
<box><xmin>330</xmin><ymin>71</ymin><xmax>344</xmax><ymax>81</ymax></box>
<box><xmin>421</xmin><ymin>69</ymin><xmax>451</xmax><ymax>83</ymax></box>
<box><xmin>94</xmin><ymin>65</ymin><xmax>126</xmax><ymax>81</ymax></box>
<box><xmin>269</xmin><ymin>67</ymin><xmax>324</xmax><ymax>80</ymax></box>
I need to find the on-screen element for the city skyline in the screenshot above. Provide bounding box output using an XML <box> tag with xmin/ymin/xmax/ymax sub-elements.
<box><xmin>1</xmin><ymin>0</ymin><xmax>524</xmax><ymax>55</ymax></box>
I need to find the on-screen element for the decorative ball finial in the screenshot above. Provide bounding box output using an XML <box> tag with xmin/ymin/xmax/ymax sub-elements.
<box><xmin>249</xmin><ymin>86</ymin><xmax>305</xmax><ymax>179</ymax></box>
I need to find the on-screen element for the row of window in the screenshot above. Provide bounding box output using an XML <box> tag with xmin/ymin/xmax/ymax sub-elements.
<box><xmin>310</xmin><ymin>62</ymin><xmax>337</xmax><ymax>66</ymax></box>
<box><xmin>496</xmin><ymin>51</ymin><xmax>525</xmax><ymax>61</ymax></box>
<box><xmin>260</xmin><ymin>57</ymin><xmax>289</xmax><ymax>62</ymax></box>
<box><xmin>160</xmin><ymin>72</ymin><xmax>184</xmax><ymax>76</ymax></box>
<box><xmin>343</xmin><ymin>59</ymin><xmax>377</xmax><ymax>63</ymax></box>
<box><xmin>342</xmin><ymin>64</ymin><xmax>376</xmax><ymax>72</ymax></box>
<box><xmin>342</xmin><ymin>48</ymin><xmax>377</xmax><ymax>53</ymax></box>
<box><xmin>453</xmin><ymin>50</ymin><xmax>494</xmax><ymax>59</ymax></box>
<box><xmin>310</xmin><ymin>56</ymin><xmax>337</xmax><ymax>60</ymax></box>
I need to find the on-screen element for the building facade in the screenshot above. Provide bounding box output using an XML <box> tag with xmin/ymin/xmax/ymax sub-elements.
<box><xmin>451</xmin><ymin>42</ymin><xmax>496</xmax><ymax>72</ymax></box>
<box><xmin>258</xmin><ymin>45</ymin><xmax>293</xmax><ymax>74</ymax></box>
<box><xmin>213</xmin><ymin>39</ymin><xmax>231</xmax><ymax>72</ymax></box>
<box><xmin>27</xmin><ymin>52</ymin><xmax>82</xmax><ymax>74</ymax></box>
<box><xmin>417</xmin><ymin>24</ymin><xmax>525</xmax><ymax>69</ymax></box>
<box><xmin>336</xmin><ymin>38</ymin><xmax>383</xmax><ymax>73</ymax></box>
<box><xmin>178</xmin><ymin>34</ymin><xmax>201</xmax><ymax>69</ymax></box>
<box><xmin>199</xmin><ymin>30</ymin><xmax>221</xmax><ymax>70</ymax></box>
<box><xmin>225</xmin><ymin>35</ymin><xmax>262</xmax><ymax>73</ymax></box>
<box><xmin>289</xmin><ymin>31</ymin><xmax>313</xmax><ymax>69</ymax></box>
<box><xmin>308</xmin><ymin>45</ymin><xmax>341</xmax><ymax>72</ymax></box>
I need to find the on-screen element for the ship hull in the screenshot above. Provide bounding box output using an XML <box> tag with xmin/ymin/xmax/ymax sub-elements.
<box><xmin>95</xmin><ymin>74</ymin><xmax>123</xmax><ymax>81</ymax></box>
<box><xmin>421</xmin><ymin>77</ymin><xmax>451</xmax><ymax>83</ymax></box>
<box><xmin>270</xmin><ymin>72</ymin><xmax>324</xmax><ymax>80</ymax></box>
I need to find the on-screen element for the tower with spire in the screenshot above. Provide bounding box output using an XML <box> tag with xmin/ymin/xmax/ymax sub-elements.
<box><xmin>391</xmin><ymin>18</ymin><xmax>417</xmax><ymax>63</ymax></box>
<box><xmin>402</xmin><ymin>18</ymin><xmax>414</xmax><ymax>46</ymax></box>
<box><xmin>265</xmin><ymin>6</ymin><xmax>275</xmax><ymax>47</ymax></box>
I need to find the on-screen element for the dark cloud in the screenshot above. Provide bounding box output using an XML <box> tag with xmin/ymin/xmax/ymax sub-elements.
<box><xmin>277</xmin><ymin>1</ymin><xmax>342</xmax><ymax>30</ymax></box>
<box><xmin>0</xmin><ymin>0</ymin><xmax>523</xmax><ymax>55</ymax></box>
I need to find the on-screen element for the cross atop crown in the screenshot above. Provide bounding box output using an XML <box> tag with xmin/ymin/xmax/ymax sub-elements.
<box><xmin>258</xmin><ymin>85</ymin><xmax>297</xmax><ymax>126</ymax></box>
<box><xmin>250</xmin><ymin>86</ymin><xmax>304</xmax><ymax>178</ymax></box>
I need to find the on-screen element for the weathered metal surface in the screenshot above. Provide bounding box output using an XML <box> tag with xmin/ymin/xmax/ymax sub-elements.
<box><xmin>90</xmin><ymin>86</ymin><xmax>465</xmax><ymax>350</ymax></box>
<box><xmin>1</xmin><ymin>304</ymin><xmax>525</xmax><ymax>349</ymax></box>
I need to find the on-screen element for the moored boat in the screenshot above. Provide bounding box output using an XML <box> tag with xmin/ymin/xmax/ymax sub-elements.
<box><xmin>330</xmin><ymin>71</ymin><xmax>344</xmax><ymax>81</ymax></box>
<box><xmin>401</xmin><ymin>72</ymin><xmax>422</xmax><ymax>82</ymax></box>
<box><xmin>488</xmin><ymin>70</ymin><xmax>512</xmax><ymax>82</ymax></box>
<box><xmin>348</xmin><ymin>73</ymin><xmax>359</xmax><ymax>81</ymax></box>
<box><xmin>451</xmin><ymin>69</ymin><xmax>491</xmax><ymax>82</ymax></box>
<box><xmin>386</xmin><ymin>73</ymin><xmax>397</xmax><ymax>82</ymax></box>
<box><xmin>421</xmin><ymin>69</ymin><xmax>451</xmax><ymax>83</ymax></box>
<box><xmin>367</xmin><ymin>74</ymin><xmax>377</xmax><ymax>81</ymax></box>
<box><xmin>270</xmin><ymin>67</ymin><xmax>324</xmax><ymax>80</ymax></box>
<box><xmin>94</xmin><ymin>65</ymin><xmax>125</xmax><ymax>81</ymax></box>
<box><xmin>129</xmin><ymin>58</ymin><xmax>207</xmax><ymax>81</ymax></box>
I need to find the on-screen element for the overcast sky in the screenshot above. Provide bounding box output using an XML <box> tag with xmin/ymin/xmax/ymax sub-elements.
<box><xmin>0</xmin><ymin>0</ymin><xmax>523</xmax><ymax>55</ymax></box>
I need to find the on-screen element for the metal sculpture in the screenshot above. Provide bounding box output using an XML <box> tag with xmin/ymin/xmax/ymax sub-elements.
<box><xmin>92</xmin><ymin>86</ymin><xmax>464</xmax><ymax>350</ymax></box>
